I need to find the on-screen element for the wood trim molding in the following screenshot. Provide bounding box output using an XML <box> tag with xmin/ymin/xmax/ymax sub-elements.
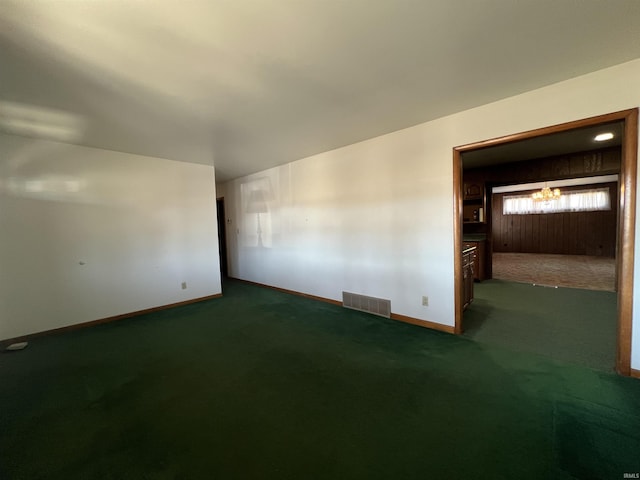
<box><xmin>232</xmin><ymin>277</ymin><xmax>455</xmax><ymax>334</ymax></box>
<box><xmin>453</xmin><ymin>108</ymin><xmax>638</xmax><ymax>376</ymax></box>
<box><xmin>0</xmin><ymin>293</ymin><xmax>223</xmax><ymax>347</ymax></box>
<box><xmin>617</xmin><ymin>108</ymin><xmax>638</xmax><ymax>376</ymax></box>
<box><xmin>390</xmin><ymin>313</ymin><xmax>456</xmax><ymax>334</ymax></box>
<box><xmin>631</xmin><ymin>368</ymin><xmax>640</xmax><ymax>380</ymax></box>
<box><xmin>453</xmin><ymin>149</ymin><xmax>464</xmax><ymax>335</ymax></box>
<box><xmin>455</xmin><ymin>109</ymin><xmax>637</xmax><ymax>153</ymax></box>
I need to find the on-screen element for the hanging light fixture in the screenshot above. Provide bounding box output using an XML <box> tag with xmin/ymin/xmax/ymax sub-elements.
<box><xmin>532</xmin><ymin>184</ymin><xmax>561</xmax><ymax>202</ymax></box>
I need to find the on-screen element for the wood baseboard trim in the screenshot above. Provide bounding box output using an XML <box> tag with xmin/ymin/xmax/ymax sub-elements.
<box><xmin>390</xmin><ymin>313</ymin><xmax>456</xmax><ymax>334</ymax></box>
<box><xmin>0</xmin><ymin>293</ymin><xmax>222</xmax><ymax>347</ymax></box>
<box><xmin>232</xmin><ymin>277</ymin><xmax>455</xmax><ymax>334</ymax></box>
<box><xmin>630</xmin><ymin>368</ymin><xmax>640</xmax><ymax>379</ymax></box>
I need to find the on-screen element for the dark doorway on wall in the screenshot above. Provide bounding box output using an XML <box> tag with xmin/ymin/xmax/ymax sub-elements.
<box><xmin>453</xmin><ymin>109</ymin><xmax>638</xmax><ymax>376</ymax></box>
<box><xmin>216</xmin><ymin>197</ymin><xmax>228</xmax><ymax>278</ymax></box>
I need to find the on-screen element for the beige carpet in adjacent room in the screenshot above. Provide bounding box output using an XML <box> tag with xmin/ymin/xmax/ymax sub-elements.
<box><xmin>492</xmin><ymin>252</ymin><xmax>616</xmax><ymax>292</ymax></box>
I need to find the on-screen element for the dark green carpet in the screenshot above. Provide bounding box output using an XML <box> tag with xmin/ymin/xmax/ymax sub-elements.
<box><xmin>1</xmin><ymin>279</ymin><xmax>639</xmax><ymax>479</ymax></box>
<box><xmin>463</xmin><ymin>280</ymin><xmax>617</xmax><ymax>372</ymax></box>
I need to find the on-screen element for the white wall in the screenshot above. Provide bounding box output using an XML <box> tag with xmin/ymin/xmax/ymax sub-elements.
<box><xmin>223</xmin><ymin>58</ymin><xmax>640</xmax><ymax>370</ymax></box>
<box><xmin>0</xmin><ymin>134</ymin><xmax>221</xmax><ymax>340</ymax></box>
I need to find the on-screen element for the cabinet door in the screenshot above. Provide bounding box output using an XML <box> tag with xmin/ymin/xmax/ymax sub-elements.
<box><xmin>462</xmin><ymin>252</ymin><xmax>474</xmax><ymax>310</ymax></box>
<box><xmin>463</xmin><ymin>183</ymin><xmax>483</xmax><ymax>200</ymax></box>
<box><xmin>465</xmin><ymin>264</ymin><xmax>473</xmax><ymax>305</ymax></box>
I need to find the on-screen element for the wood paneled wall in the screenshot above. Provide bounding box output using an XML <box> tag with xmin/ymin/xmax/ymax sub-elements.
<box><xmin>465</xmin><ymin>147</ymin><xmax>621</xmax><ymax>185</ymax></box>
<box><xmin>492</xmin><ymin>182</ymin><xmax>618</xmax><ymax>257</ymax></box>
<box><xmin>463</xmin><ymin>146</ymin><xmax>621</xmax><ymax>259</ymax></box>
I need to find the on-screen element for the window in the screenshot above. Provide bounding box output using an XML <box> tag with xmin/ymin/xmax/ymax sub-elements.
<box><xmin>503</xmin><ymin>187</ymin><xmax>611</xmax><ymax>215</ymax></box>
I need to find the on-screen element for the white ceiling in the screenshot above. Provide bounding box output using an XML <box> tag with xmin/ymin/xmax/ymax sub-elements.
<box><xmin>1</xmin><ymin>0</ymin><xmax>640</xmax><ymax>181</ymax></box>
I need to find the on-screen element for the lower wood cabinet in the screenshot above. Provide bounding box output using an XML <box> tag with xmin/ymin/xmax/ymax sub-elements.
<box><xmin>462</xmin><ymin>246</ymin><xmax>475</xmax><ymax>310</ymax></box>
<box><xmin>463</xmin><ymin>240</ymin><xmax>485</xmax><ymax>281</ymax></box>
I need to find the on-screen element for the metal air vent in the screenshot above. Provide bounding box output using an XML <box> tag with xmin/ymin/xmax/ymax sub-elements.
<box><xmin>342</xmin><ymin>291</ymin><xmax>391</xmax><ymax>318</ymax></box>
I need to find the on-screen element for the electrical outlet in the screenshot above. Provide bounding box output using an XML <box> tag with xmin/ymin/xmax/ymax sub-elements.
<box><xmin>181</xmin><ymin>282</ymin><xmax>187</xmax><ymax>290</ymax></box>
<box><xmin>422</xmin><ymin>295</ymin><xmax>428</xmax><ymax>306</ymax></box>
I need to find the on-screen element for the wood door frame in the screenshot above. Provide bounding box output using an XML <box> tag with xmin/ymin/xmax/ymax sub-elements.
<box><xmin>452</xmin><ymin>108</ymin><xmax>638</xmax><ymax>376</ymax></box>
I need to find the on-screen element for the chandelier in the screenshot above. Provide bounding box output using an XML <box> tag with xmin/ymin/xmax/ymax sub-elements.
<box><xmin>532</xmin><ymin>185</ymin><xmax>561</xmax><ymax>202</ymax></box>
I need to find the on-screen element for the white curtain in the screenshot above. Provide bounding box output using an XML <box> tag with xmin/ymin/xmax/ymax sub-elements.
<box><xmin>503</xmin><ymin>187</ymin><xmax>611</xmax><ymax>215</ymax></box>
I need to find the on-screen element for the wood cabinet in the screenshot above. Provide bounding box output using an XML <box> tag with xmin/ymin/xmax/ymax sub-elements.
<box><xmin>463</xmin><ymin>182</ymin><xmax>483</xmax><ymax>200</ymax></box>
<box><xmin>463</xmin><ymin>182</ymin><xmax>485</xmax><ymax>224</ymax></box>
<box><xmin>462</xmin><ymin>246</ymin><xmax>475</xmax><ymax>310</ymax></box>
<box><xmin>463</xmin><ymin>240</ymin><xmax>485</xmax><ymax>281</ymax></box>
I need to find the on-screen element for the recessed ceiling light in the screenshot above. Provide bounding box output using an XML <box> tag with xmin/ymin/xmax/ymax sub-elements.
<box><xmin>594</xmin><ymin>132</ymin><xmax>614</xmax><ymax>142</ymax></box>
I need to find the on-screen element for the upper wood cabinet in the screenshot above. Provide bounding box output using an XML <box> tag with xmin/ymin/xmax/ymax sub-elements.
<box><xmin>462</xmin><ymin>181</ymin><xmax>485</xmax><ymax>223</ymax></box>
<box><xmin>463</xmin><ymin>182</ymin><xmax>483</xmax><ymax>200</ymax></box>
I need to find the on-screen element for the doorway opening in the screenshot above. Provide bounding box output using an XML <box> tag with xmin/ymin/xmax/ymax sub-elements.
<box><xmin>453</xmin><ymin>109</ymin><xmax>638</xmax><ymax>375</ymax></box>
<box><xmin>216</xmin><ymin>197</ymin><xmax>228</xmax><ymax>278</ymax></box>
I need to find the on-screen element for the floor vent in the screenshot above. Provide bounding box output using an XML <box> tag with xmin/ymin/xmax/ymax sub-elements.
<box><xmin>342</xmin><ymin>292</ymin><xmax>391</xmax><ymax>318</ymax></box>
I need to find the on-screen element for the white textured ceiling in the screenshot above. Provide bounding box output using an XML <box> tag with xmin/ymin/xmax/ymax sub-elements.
<box><xmin>1</xmin><ymin>0</ymin><xmax>640</xmax><ymax>181</ymax></box>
